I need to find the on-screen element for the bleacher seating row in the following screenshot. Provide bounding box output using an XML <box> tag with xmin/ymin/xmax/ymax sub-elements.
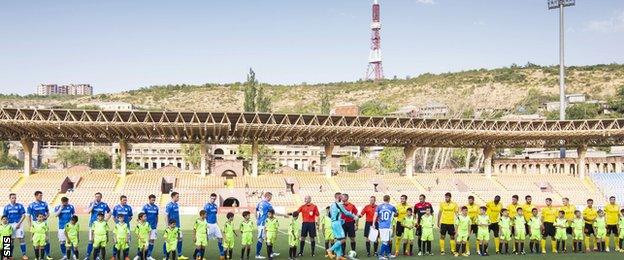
<box><xmin>591</xmin><ymin>173</ymin><xmax>624</xmax><ymax>202</ymax></box>
<box><xmin>1</xmin><ymin>169</ymin><xmax>619</xmax><ymax>214</ymax></box>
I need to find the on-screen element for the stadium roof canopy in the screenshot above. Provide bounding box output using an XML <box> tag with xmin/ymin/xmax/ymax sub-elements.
<box><xmin>1</xmin><ymin>108</ymin><xmax>624</xmax><ymax>148</ymax></box>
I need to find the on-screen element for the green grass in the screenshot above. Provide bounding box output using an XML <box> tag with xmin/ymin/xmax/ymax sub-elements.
<box><xmin>12</xmin><ymin>215</ymin><xmax>623</xmax><ymax>260</ymax></box>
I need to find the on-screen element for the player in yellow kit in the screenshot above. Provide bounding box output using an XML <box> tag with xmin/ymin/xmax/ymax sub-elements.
<box><xmin>507</xmin><ymin>195</ymin><xmax>520</xmax><ymax>252</ymax></box>
<box><xmin>541</xmin><ymin>198</ymin><xmax>558</xmax><ymax>253</ymax></box>
<box><xmin>136</xmin><ymin>212</ymin><xmax>152</xmax><ymax>260</ymax></box>
<box><xmin>64</xmin><ymin>215</ymin><xmax>80</xmax><ymax>260</ymax></box>
<box><xmin>193</xmin><ymin>210</ymin><xmax>208</xmax><ymax>260</ymax></box>
<box><xmin>264</xmin><ymin>209</ymin><xmax>279</xmax><ymax>260</ymax></box>
<box><xmin>554</xmin><ymin>210</ymin><xmax>568</xmax><ymax>253</ymax></box>
<box><xmin>420</xmin><ymin>208</ymin><xmax>435</xmax><ymax>256</ymax></box>
<box><xmin>507</xmin><ymin>195</ymin><xmax>520</xmax><ymax>232</ymax></box>
<box><xmin>559</xmin><ymin>198</ymin><xmax>576</xmax><ymax>238</ymax></box>
<box><xmin>521</xmin><ymin>196</ymin><xmax>534</xmax><ymax>224</ymax></box>
<box><xmin>454</xmin><ymin>206</ymin><xmax>471</xmax><ymax>257</ymax></box>
<box><xmin>31</xmin><ymin>214</ymin><xmax>49</xmax><ymax>260</ymax></box>
<box><xmin>438</xmin><ymin>192</ymin><xmax>458</xmax><ymax>255</ymax></box>
<box><xmin>239</xmin><ymin>211</ymin><xmax>254</xmax><ymax>260</ymax></box>
<box><xmin>401</xmin><ymin>208</ymin><xmax>416</xmax><ymax>256</ymax></box>
<box><xmin>528</xmin><ymin>208</ymin><xmax>542</xmax><ymax>254</ymax></box>
<box><xmin>605</xmin><ymin>196</ymin><xmax>620</xmax><ymax>252</ymax></box>
<box><xmin>163</xmin><ymin>220</ymin><xmax>180</xmax><ymax>260</ymax></box>
<box><xmin>571</xmin><ymin>210</ymin><xmax>585</xmax><ymax>253</ymax></box>
<box><xmin>393</xmin><ymin>194</ymin><xmax>410</xmax><ymax>256</ymax></box>
<box><xmin>477</xmin><ymin>206</ymin><xmax>491</xmax><ymax>256</ymax></box>
<box><xmin>287</xmin><ymin>211</ymin><xmax>300</xmax><ymax>259</ymax></box>
<box><xmin>113</xmin><ymin>215</ymin><xmax>130</xmax><ymax>260</ymax></box>
<box><xmin>618</xmin><ymin>209</ymin><xmax>624</xmax><ymax>253</ymax></box>
<box><xmin>485</xmin><ymin>195</ymin><xmax>503</xmax><ymax>254</ymax></box>
<box><xmin>223</xmin><ymin>212</ymin><xmax>236</xmax><ymax>260</ymax></box>
<box><xmin>465</xmin><ymin>196</ymin><xmax>479</xmax><ymax>255</ymax></box>
<box><xmin>514</xmin><ymin>208</ymin><xmax>527</xmax><ymax>255</ymax></box>
<box><xmin>498</xmin><ymin>209</ymin><xmax>512</xmax><ymax>254</ymax></box>
<box><xmin>320</xmin><ymin>206</ymin><xmax>334</xmax><ymax>256</ymax></box>
<box><xmin>91</xmin><ymin>213</ymin><xmax>109</xmax><ymax>260</ymax></box>
<box><xmin>0</xmin><ymin>216</ymin><xmax>14</xmax><ymax>258</ymax></box>
<box><xmin>583</xmin><ymin>199</ymin><xmax>598</xmax><ymax>252</ymax></box>
<box><xmin>594</xmin><ymin>209</ymin><xmax>607</xmax><ymax>252</ymax></box>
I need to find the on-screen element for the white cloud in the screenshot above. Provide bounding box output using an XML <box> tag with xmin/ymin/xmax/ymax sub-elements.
<box><xmin>473</xmin><ymin>20</ymin><xmax>486</xmax><ymax>26</ymax></box>
<box><xmin>584</xmin><ymin>10</ymin><xmax>624</xmax><ymax>33</ymax></box>
<box><xmin>416</xmin><ymin>0</ymin><xmax>435</xmax><ymax>5</ymax></box>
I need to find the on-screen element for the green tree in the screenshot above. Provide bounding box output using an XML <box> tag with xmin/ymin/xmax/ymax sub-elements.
<box><xmin>320</xmin><ymin>91</ymin><xmax>331</xmax><ymax>114</ymax></box>
<box><xmin>0</xmin><ymin>141</ymin><xmax>22</xmax><ymax>169</ymax></box>
<box><xmin>256</xmin><ymin>86</ymin><xmax>271</xmax><ymax>112</ymax></box>
<box><xmin>243</xmin><ymin>68</ymin><xmax>271</xmax><ymax>112</ymax></box>
<box><xmin>341</xmin><ymin>155</ymin><xmax>362</xmax><ymax>172</ymax></box>
<box><xmin>244</xmin><ymin>68</ymin><xmax>257</xmax><ymax>112</ymax></box>
<box><xmin>89</xmin><ymin>150</ymin><xmax>112</xmax><ymax>169</ymax></box>
<box><xmin>181</xmin><ymin>144</ymin><xmax>201</xmax><ymax>168</ymax></box>
<box><xmin>547</xmin><ymin>103</ymin><xmax>601</xmax><ymax>120</ymax></box>
<box><xmin>515</xmin><ymin>88</ymin><xmax>558</xmax><ymax>114</ymax></box>
<box><xmin>56</xmin><ymin>148</ymin><xmax>90</xmax><ymax>167</ymax></box>
<box><xmin>565</xmin><ymin>103</ymin><xmax>601</xmax><ymax>119</ymax></box>
<box><xmin>113</xmin><ymin>152</ymin><xmax>144</xmax><ymax>170</ymax></box>
<box><xmin>608</xmin><ymin>85</ymin><xmax>624</xmax><ymax>114</ymax></box>
<box><xmin>378</xmin><ymin>147</ymin><xmax>404</xmax><ymax>173</ymax></box>
<box><xmin>238</xmin><ymin>144</ymin><xmax>276</xmax><ymax>174</ymax></box>
<box><xmin>360</xmin><ymin>100</ymin><xmax>390</xmax><ymax>116</ymax></box>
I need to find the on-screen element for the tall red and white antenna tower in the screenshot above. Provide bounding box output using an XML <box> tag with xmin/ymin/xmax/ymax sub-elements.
<box><xmin>365</xmin><ymin>0</ymin><xmax>383</xmax><ymax>81</ymax></box>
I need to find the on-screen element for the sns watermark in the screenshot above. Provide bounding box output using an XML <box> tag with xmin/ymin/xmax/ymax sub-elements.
<box><xmin>2</xmin><ymin>236</ymin><xmax>11</xmax><ymax>258</ymax></box>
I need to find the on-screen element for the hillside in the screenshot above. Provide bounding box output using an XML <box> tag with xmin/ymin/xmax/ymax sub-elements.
<box><xmin>2</xmin><ymin>64</ymin><xmax>624</xmax><ymax>117</ymax></box>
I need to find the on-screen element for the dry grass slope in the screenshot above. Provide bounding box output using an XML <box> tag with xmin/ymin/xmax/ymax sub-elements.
<box><xmin>2</xmin><ymin>64</ymin><xmax>623</xmax><ymax>115</ymax></box>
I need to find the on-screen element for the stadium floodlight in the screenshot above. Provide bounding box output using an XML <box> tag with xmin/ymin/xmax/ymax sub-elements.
<box><xmin>548</xmin><ymin>0</ymin><xmax>575</xmax><ymax>158</ymax></box>
<box><xmin>548</xmin><ymin>0</ymin><xmax>575</xmax><ymax>10</ymax></box>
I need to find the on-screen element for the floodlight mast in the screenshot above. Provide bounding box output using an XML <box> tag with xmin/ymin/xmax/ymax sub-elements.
<box><xmin>549</xmin><ymin>0</ymin><xmax>575</xmax><ymax>158</ymax></box>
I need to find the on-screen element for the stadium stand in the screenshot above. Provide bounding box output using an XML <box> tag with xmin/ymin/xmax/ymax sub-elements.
<box><xmin>0</xmin><ymin>170</ymin><xmax>21</xmax><ymax>191</ymax></box>
<box><xmin>13</xmin><ymin>170</ymin><xmax>78</xmax><ymax>204</ymax></box>
<box><xmin>591</xmin><ymin>173</ymin><xmax>624</xmax><ymax>202</ymax></box>
<box><xmin>63</xmin><ymin>170</ymin><xmax>119</xmax><ymax>212</ymax></box>
<box><xmin>3</xmin><ymin>167</ymin><xmax>615</xmax><ymax>213</ymax></box>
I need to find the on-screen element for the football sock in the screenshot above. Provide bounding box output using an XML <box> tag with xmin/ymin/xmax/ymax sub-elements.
<box><xmin>450</xmin><ymin>240</ymin><xmax>456</xmax><ymax>253</ymax></box>
<box><xmin>494</xmin><ymin>238</ymin><xmax>500</xmax><ymax>252</ymax></box>
<box><xmin>256</xmin><ymin>241</ymin><xmax>263</xmax><ymax>256</ymax></box>
<box><xmin>439</xmin><ymin>239</ymin><xmax>445</xmax><ymax>253</ymax></box>
<box><xmin>60</xmin><ymin>243</ymin><xmax>67</xmax><ymax>257</ymax></box>
<box><xmin>551</xmin><ymin>240</ymin><xmax>557</xmax><ymax>252</ymax></box>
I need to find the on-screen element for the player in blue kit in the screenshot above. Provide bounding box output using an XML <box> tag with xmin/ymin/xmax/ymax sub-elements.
<box><xmin>85</xmin><ymin>192</ymin><xmax>111</xmax><ymax>260</ymax></box>
<box><xmin>326</xmin><ymin>192</ymin><xmax>359</xmax><ymax>259</ymax></box>
<box><xmin>27</xmin><ymin>191</ymin><xmax>51</xmax><ymax>260</ymax></box>
<box><xmin>4</xmin><ymin>193</ymin><xmax>28</xmax><ymax>259</ymax></box>
<box><xmin>142</xmin><ymin>194</ymin><xmax>159</xmax><ymax>260</ymax></box>
<box><xmin>204</xmin><ymin>193</ymin><xmax>225</xmax><ymax>258</ymax></box>
<box><xmin>255</xmin><ymin>192</ymin><xmax>274</xmax><ymax>259</ymax></box>
<box><xmin>113</xmin><ymin>195</ymin><xmax>133</xmax><ymax>258</ymax></box>
<box><xmin>54</xmin><ymin>197</ymin><xmax>76</xmax><ymax>260</ymax></box>
<box><xmin>164</xmin><ymin>192</ymin><xmax>187</xmax><ymax>259</ymax></box>
<box><xmin>374</xmin><ymin>195</ymin><xmax>398</xmax><ymax>260</ymax></box>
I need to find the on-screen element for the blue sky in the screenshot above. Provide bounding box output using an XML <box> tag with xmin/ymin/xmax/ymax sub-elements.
<box><xmin>0</xmin><ymin>0</ymin><xmax>623</xmax><ymax>95</ymax></box>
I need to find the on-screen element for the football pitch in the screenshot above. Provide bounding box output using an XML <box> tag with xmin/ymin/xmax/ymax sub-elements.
<box><xmin>13</xmin><ymin>215</ymin><xmax>622</xmax><ymax>260</ymax></box>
